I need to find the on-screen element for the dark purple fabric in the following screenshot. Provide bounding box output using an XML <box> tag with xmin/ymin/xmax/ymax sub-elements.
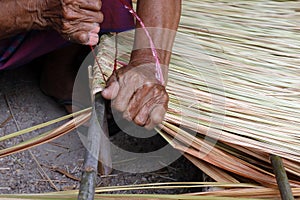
<box><xmin>0</xmin><ymin>0</ymin><xmax>135</xmax><ymax>70</ymax></box>
<box><xmin>101</xmin><ymin>0</ymin><xmax>135</xmax><ymax>33</ymax></box>
<box><xmin>0</xmin><ymin>30</ymin><xmax>67</xmax><ymax>70</ymax></box>
<box><xmin>0</xmin><ymin>33</ymin><xmax>26</xmax><ymax>64</ymax></box>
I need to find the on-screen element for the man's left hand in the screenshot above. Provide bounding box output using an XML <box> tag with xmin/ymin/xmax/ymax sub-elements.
<box><xmin>101</xmin><ymin>62</ymin><xmax>168</xmax><ymax>130</ymax></box>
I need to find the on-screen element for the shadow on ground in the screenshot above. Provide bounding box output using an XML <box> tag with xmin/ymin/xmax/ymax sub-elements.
<box><xmin>0</xmin><ymin>60</ymin><xmax>203</xmax><ymax>194</ymax></box>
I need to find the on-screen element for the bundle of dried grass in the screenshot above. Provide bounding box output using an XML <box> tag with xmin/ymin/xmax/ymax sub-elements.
<box><xmin>1</xmin><ymin>0</ymin><xmax>299</xmax><ymax>199</ymax></box>
<box><xmin>93</xmin><ymin>0</ymin><xmax>300</xmax><ymax>196</ymax></box>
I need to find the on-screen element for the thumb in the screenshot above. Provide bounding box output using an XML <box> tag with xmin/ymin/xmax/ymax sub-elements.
<box><xmin>101</xmin><ymin>78</ymin><xmax>120</xmax><ymax>100</ymax></box>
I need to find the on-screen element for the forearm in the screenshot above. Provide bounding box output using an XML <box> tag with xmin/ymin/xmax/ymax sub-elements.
<box><xmin>102</xmin><ymin>0</ymin><xmax>179</xmax><ymax>128</ymax></box>
<box><xmin>130</xmin><ymin>0</ymin><xmax>181</xmax><ymax>68</ymax></box>
<box><xmin>0</xmin><ymin>0</ymin><xmax>102</xmax><ymax>45</ymax></box>
<box><xmin>0</xmin><ymin>0</ymin><xmax>51</xmax><ymax>39</ymax></box>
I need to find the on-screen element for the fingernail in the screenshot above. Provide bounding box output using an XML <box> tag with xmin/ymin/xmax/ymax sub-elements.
<box><xmin>93</xmin><ymin>24</ymin><xmax>101</xmax><ymax>32</ymax></box>
<box><xmin>78</xmin><ymin>33</ymin><xmax>89</xmax><ymax>44</ymax></box>
<box><xmin>88</xmin><ymin>33</ymin><xmax>99</xmax><ymax>46</ymax></box>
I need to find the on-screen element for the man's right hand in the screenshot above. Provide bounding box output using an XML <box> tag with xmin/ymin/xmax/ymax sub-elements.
<box><xmin>37</xmin><ymin>0</ymin><xmax>104</xmax><ymax>45</ymax></box>
<box><xmin>0</xmin><ymin>0</ymin><xmax>103</xmax><ymax>45</ymax></box>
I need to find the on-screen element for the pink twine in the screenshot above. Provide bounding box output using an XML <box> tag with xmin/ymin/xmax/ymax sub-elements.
<box><xmin>118</xmin><ymin>0</ymin><xmax>165</xmax><ymax>85</ymax></box>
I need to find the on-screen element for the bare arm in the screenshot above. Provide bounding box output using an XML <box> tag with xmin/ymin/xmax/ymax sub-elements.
<box><xmin>0</xmin><ymin>0</ymin><xmax>103</xmax><ymax>45</ymax></box>
<box><xmin>0</xmin><ymin>0</ymin><xmax>40</xmax><ymax>39</ymax></box>
<box><xmin>131</xmin><ymin>0</ymin><xmax>181</xmax><ymax>67</ymax></box>
<box><xmin>102</xmin><ymin>0</ymin><xmax>181</xmax><ymax>129</ymax></box>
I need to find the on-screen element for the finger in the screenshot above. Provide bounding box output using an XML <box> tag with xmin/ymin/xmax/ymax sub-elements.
<box><xmin>132</xmin><ymin>101</ymin><xmax>152</xmax><ymax>127</ymax></box>
<box><xmin>102</xmin><ymin>82</ymin><xmax>120</xmax><ymax>100</ymax></box>
<box><xmin>133</xmin><ymin>86</ymin><xmax>168</xmax><ymax>127</ymax></box>
<box><xmin>134</xmin><ymin>98</ymin><xmax>167</xmax><ymax>128</ymax></box>
<box><xmin>69</xmin><ymin>31</ymin><xmax>99</xmax><ymax>46</ymax></box>
<box><xmin>91</xmin><ymin>24</ymin><xmax>101</xmax><ymax>33</ymax></box>
<box><xmin>123</xmin><ymin>85</ymin><xmax>152</xmax><ymax>121</ymax></box>
<box><xmin>102</xmin><ymin>73</ymin><xmax>119</xmax><ymax>100</ymax></box>
<box><xmin>64</xmin><ymin>0</ymin><xmax>102</xmax><ymax>11</ymax></box>
<box><xmin>80</xmin><ymin>0</ymin><xmax>102</xmax><ymax>11</ymax></box>
<box><xmin>144</xmin><ymin>105</ymin><xmax>167</xmax><ymax>130</ymax></box>
<box><xmin>69</xmin><ymin>31</ymin><xmax>89</xmax><ymax>44</ymax></box>
<box><xmin>66</xmin><ymin>23</ymin><xmax>100</xmax><ymax>44</ymax></box>
<box><xmin>111</xmin><ymin>74</ymin><xmax>143</xmax><ymax>113</ymax></box>
<box><xmin>77</xmin><ymin>10</ymin><xmax>104</xmax><ymax>23</ymax></box>
<box><xmin>112</xmin><ymin>83</ymin><xmax>136</xmax><ymax>112</ymax></box>
<box><xmin>86</xmin><ymin>32</ymin><xmax>99</xmax><ymax>46</ymax></box>
<box><xmin>69</xmin><ymin>31</ymin><xmax>88</xmax><ymax>44</ymax></box>
<box><xmin>66</xmin><ymin>22</ymin><xmax>100</xmax><ymax>33</ymax></box>
<box><xmin>64</xmin><ymin>6</ymin><xmax>104</xmax><ymax>23</ymax></box>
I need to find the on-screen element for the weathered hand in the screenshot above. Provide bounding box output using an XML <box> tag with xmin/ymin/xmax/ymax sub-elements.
<box><xmin>18</xmin><ymin>0</ymin><xmax>103</xmax><ymax>45</ymax></box>
<box><xmin>101</xmin><ymin>62</ymin><xmax>169</xmax><ymax>130</ymax></box>
<box><xmin>44</xmin><ymin>0</ymin><xmax>104</xmax><ymax>45</ymax></box>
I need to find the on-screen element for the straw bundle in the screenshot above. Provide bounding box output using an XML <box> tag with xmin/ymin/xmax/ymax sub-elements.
<box><xmin>1</xmin><ymin>0</ymin><xmax>299</xmax><ymax>198</ymax></box>
<box><xmin>93</xmin><ymin>0</ymin><xmax>300</xmax><ymax>195</ymax></box>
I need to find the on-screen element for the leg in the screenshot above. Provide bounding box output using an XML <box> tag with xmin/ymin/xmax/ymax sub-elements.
<box><xmin>40</xmin><ymin>43</ymin><xmax>90</xmax><ymax>113</ymax></box>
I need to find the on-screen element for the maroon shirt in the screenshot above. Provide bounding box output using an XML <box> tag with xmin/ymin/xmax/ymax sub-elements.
<box><xmin>101</xmin><ymin>0</ymin><xmax>135</xmax><ymax>33</ymax></box>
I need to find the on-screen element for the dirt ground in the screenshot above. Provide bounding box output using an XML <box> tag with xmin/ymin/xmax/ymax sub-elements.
<box><xmin>0</xmin><ymin>60</ymin><xmax>204</xmax><ymax>195</ymax></box>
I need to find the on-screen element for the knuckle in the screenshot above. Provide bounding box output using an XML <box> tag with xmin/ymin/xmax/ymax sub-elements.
<box><xmin>123</xmin><ymin>111</ymin><xmax>133</xmax><ymax>122</ymax></box>
<box><xmin>151</xmin><ymin>108</ymin><xmax>166</xmax><ymax>124</ymax></box>
<box><xmin>62</xmin><ymin>0</ymin><xmax>71</xmax><ymax>4</ymax></box>
<box><xmin>163</xmin><ymin>92</ymin><xmax>169</xmax><ymax>102</ymax></box>
<box><xmin>130</xmin><ymin>73</ymin><xmax>140</xmax><ymax>81</ymax></box>
<box><xmin>98</xmin><ymin>11</ymin><xmax>104</xmax><ymax>23</ymax></box>
<box><xmin>145</xmin><ymin>124</ymin><xmax>154</xmax><ymax>130</ymax></box>
<box><xmin>85</xmin><ymin>0</ymin><xmax>102</xmax><ymax>10</ymax></box>
<box><xmin>62</xmin><ymin>6</ymin><xmax>76</xmax><ymax>20</ymax></box>
<box><xmin>134</xmin><ymin>118</ymin><xmax>145</xmax><ymax>127</ymax></box>
<box><xmin>61</xmin><ymin>21</ymin><xmax>70</xmax><ymax>30</ymax></box>
<box><xmin>112</xmin><ymin>101</ymin><xmax>125</xmax><ymax>113</ymax></box>
<box><xmin>96</xmin><ymin>0</ymin><xmax>102</xmax><ymax>10</ymax></box>
<box><xmin>78</xmin><ymin>33</ymin><xmax>89</xmax><ymax>43</ymax></box>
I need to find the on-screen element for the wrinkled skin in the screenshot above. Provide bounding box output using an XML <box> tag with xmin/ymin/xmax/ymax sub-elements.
<box><xmin>40</xmin><ymin>0</ymin><xmax>103</xmax><ymax>45</ymax></box>
<box><xmin>0</xmin><ymin>0</ymin><xmax>181</xmax><ymax>129</ymax></box>
<box><xmin>102</xmin><ymin>0</ymin><xmax>181</xmax><ymax>129</ymax></box>
<box><xmin>102</xmin><ymin>62</ymin><xmax>169</xmax><ymax>130</ymax></box>
<box><xmin>0</xmin><ymin>0</ymin><xmax>103</xmax><ymax>45</ymax></box>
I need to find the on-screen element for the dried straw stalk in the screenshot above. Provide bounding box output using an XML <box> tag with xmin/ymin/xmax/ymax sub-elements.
<box><xmin>93</xmin><ymin>0</ymin><xmax>300</xmax><ymax>194</ymax></box>
<box><xmin>1</xmin><ymin>0</ymin><xmax>299</xmax><ymax>198</ymax></box>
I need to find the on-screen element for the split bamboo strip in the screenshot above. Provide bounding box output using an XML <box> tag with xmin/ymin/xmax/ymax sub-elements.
<box><xmin>0</xmin><ymin>109</ymin><xmax>91</xmax><ymax>158</ymax></box>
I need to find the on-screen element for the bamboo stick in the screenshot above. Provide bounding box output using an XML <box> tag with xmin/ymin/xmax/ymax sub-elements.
<box><xmin>78</xmin><ymin>105</ymin><xmax>102</xmax><ymax>200</ymax></box>
<box><xmin>95</xmin><ymin>93</ymin><xmax>112</xmax><ymax>175</ymax></box>
<box><xmin>78</xmin><ymin>66</ymin><xmax>111</xmax><ymax>200</ymax></box>
<box><xmin>270</xmin><ymin>155</ymin><xmax>295</xmax><ymax>200</ymax></box>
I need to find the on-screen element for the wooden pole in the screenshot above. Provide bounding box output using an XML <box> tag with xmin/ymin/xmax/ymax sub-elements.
<box><xmin>94</xmin><ymin>94</ymin><xmax>112</xmax><ymax>175</ymax></box>
<box><xmin>78</xmin><ymin>66</ymin><xmax>112</xmax><ymax>200</ymax></box>
<box><xmin>270</xmin><ymin>155</ymin><xmax>294</xmax><ymax>200</ymax></box>
<box><xmin>78</xmin><ymin>105</ymin><xmax>102</xmax><ymax>200</ymax></box>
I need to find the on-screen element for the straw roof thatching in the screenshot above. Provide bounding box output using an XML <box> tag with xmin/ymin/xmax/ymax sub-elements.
<box><xmin>1</xmin><ymin>0</ymin><xmax>299</xmax><ymax>199</ymax></box>
<box><xmin>92</xmin><ymin>0</ymin><xmax>300</xmax><ymax>197</ymax></box>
